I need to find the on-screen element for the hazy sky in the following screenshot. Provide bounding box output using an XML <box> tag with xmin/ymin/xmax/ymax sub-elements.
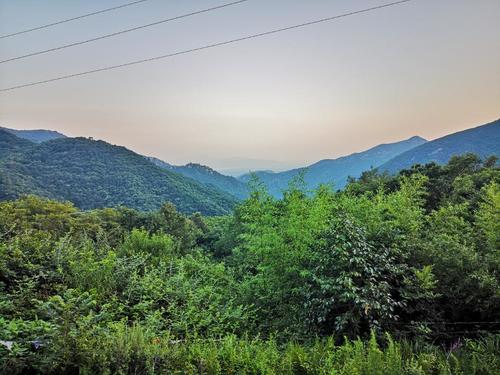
<box><xmin>0</xmin><ymin>0</ymin><xmax>499</xmax><ymax>172</ymax></box>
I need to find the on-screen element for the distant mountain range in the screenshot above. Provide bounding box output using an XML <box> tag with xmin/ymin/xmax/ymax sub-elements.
<box><xmin>0</xmin><ymin>130</ymin><xmax>236</xmax><ymax>215</ymax></box>
<box><xmin>0</xmin><ymin>118</ymin><xmax>497</xmax><ymax>210</ymax></box>
<box><xmin>0</xmin><ymin>126</ymin><xmax>66</xmax><ymax>143</ymax></box>
<box><xmin>380</xmin><ymin>119</ymin><xmax>500</xmax><ymax>173</ymax></box>
<box><xmin>239</xmin><ymin>136</ymin><xmax>427</xmax><ymax>197</ymax></box>
<box><xmin>210</xmin><ymin>157</ymin><xmax>303</xmax><ymax>177</ymax></box>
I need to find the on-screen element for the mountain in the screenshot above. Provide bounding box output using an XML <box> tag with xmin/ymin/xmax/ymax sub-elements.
<box><xmin>149</xmin><ymin>157</ymin><xmax>249</xmax><ymax>199</ymax></box>
<box><xmin>1</xmin><ymin>126</ymin><xmax>66</xmax><ymax>143</ymax></box>
<box><xmin>0</xmin><ymin>129</ymin><xmax>35</xmax><ymax>159</ymax></box>
<box><xmin>0</xmin><ymin>136</ymin><xmax>237</xmax><ymax>215</ymax></box>
<box><xmin>210</xmin><ymin>158</ymin><xmax>303</xmax><ymax>177</ymax></box>
<box><xmin>148</xmin><ymin>156</ymin><xmax>174</xmax><ymax>170</ymax></box>
<box><xmin>380</xmin><ymin>119</ymin><xmax>500</xmax><ymax>173</ymax></box>
<box><xmin>239</xmin><ymin>136</ymin><xmax>427</xmax><ymax>197</ymax></box>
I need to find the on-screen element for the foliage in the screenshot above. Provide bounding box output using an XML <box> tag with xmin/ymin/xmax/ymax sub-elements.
<box><xmin>0</xmin><ymin>130</ymin><xmax>34</xmax><ymax>160</ymax></box>
<box><xmin>0</xmin><ymin>155</ymin><xmax>499</xmax><ymax>373</ymax></box>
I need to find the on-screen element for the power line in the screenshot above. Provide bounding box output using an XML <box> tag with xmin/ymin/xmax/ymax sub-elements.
<box><xmin>0</xmin><ymin>0</ymin><xmax>150</xmax><ymax>39</ymax></box>
<box><xmin>0</xmin><ymin>0</ymin><xmax>413</xmax><ymax>93</ymax></box>
<box><xmin>0</xmin><ymin>0</ymin><xmax>251</xmax><ymax>64</ymax></box>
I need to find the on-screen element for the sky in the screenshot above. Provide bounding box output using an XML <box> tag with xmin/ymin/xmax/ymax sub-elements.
<box><xmin>0</xmin><ymin>0</ymin><xmax>499</xmax><ymax>174</ymax></box>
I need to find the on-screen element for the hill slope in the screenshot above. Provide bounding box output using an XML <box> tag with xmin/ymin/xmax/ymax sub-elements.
<box><xmin>0</xmin><ymin>129</ymin><xmax>35</xmax><ymax>159</ymax></box>
<box><xmin>0</xmin><ymin>136</ymin><xmax>237</xmax><ymax>215</ymax></box>
<box><xmin>1</xmin><ymin>126</ymin><xmax>66</xmax><ymax>143</ymax></box>
<box><xmin>149</xmin><ymin>157</ymin><xmax>249</xmax><ymax>199</ymax></box>
<box><xmin>240</xmin><ymin>136</ymin><xmax>427</xmax><ymax>197</ymax></box>
<box><xmin>380</xmin><ymin>119</ymin><xmax>500</xmax><ymax>173</ymax></box>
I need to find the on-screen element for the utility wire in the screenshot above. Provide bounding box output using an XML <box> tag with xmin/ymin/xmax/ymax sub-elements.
<box><xmin>0</xmin><ymin>0</ymin><xmax>251</xmax><ymax>64</ymax></box>
<box><xmin>0</xmin><ymin>0</ymin><xmax>413</xmax><ymax>93</ymax></box>
<box><xmin>0</xmin><ymin>0</ymin><xmax>150</xmax><ymax>39</ymax></box>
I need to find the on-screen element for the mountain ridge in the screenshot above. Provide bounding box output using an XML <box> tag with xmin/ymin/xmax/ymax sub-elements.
<box><xmin>3</xmin><ymin>118</ymin><xmax>498</xmax><ymax>202</ymax></box>
<box><xmin>0</xmin><ymin>126</ymin><xmax>66</xmax><ymax>143</ymax></box>
<box><xmin>239</xmin><ymin>135</ymin><xmax>427</xmax><ymax>197</ymax></box>
<box><xmin>0</xmin><ymin>135</ymin><xmax>237</xmax><ymax>215</ymax></box>
<box><xmin>380</xmin><ymin>119</ymin><xmax>500</xmax><ymax>173</ymax></box>
<box><xmin>148</xmin><ymin>157</ymin><xmax>249</xmax><ymax>200</ymax></box>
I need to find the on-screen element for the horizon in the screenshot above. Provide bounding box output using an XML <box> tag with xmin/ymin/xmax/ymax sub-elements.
<box><xmin>0</xmin><ymin>117</ymin><xmax>500</xmax><ymax>177</ymax></box>
<box><xmin>1</xmin><ymin>0</ymin><xmax>499</xmax><ymax>169</ymax></box>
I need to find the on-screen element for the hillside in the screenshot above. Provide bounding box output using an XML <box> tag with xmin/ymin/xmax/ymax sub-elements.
<box><xmin>0</xmin><ymin>136</ymin><xmax>237</xmax><ymax>215</ymax></box>
<box><xmin>0</xmin><ymin>128</ymin><xmax>35</xmax><ymax>159</ymax></box>
<box><xmin>240</xmin><ymin>136</ymin><xmax>427</xmax><ymax>197</ymax></box>
<box><xmin>149</xmin><ymin>157</ymin><xmax>249</xmax><ymax>199</ymax></box>
<box><xmin>380</xmin><ymin>119</ymin><xmax>500</xmax><ymax>173</ymax></box>
<box><xmin>1</xmin><ymin>126</ymin><xmax>66</xmax><ymax>143</ymax></box>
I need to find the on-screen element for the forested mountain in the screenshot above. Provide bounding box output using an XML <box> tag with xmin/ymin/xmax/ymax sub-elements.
<box><xmin>239</xmin><ymin>136</ymin><xmax>427</xmax><ymax>197</ymax></box>
<box><xmin>2</xmin><ymin>119</ymin><xmax>497</xmax><ymax>207</ymax></box>
<box><xmin>381</xmin><ymin>119</ymin><xmax>500</xmax><ymax>173</ymax></box>
<box><xmin>0</xmin><ymin>136</ymin><xmax>237</xmax><ymax>215</ymax></box>
<box><xmin>149</xmin><ymin>157</ymin><xmax>249</xmax><ymax>199</ymax></box>
<box><xmin>0</xmin><ymin>126</ymin><xmax>66</xmax><ymax>143</ymax></box>
<box><xmin>0</xmin><ymin>129</ymin><xmax>35</xmax><ymax>159</ymax></box>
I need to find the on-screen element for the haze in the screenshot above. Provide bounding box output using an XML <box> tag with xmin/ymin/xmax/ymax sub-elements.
<box><xmin>0</xmin><ymin>0</ymin><xmax>499</xmax><ymax>172</ymax></box>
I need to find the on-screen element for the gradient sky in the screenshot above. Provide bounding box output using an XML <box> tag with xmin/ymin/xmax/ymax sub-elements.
<box><xmin>0</xmin><ymin>0</ymin><xmax>499</xmax><ymax>173</ymax></box>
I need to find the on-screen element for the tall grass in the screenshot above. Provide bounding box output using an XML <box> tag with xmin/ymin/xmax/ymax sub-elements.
<box><xmin>61</xmin><ymin>324</ymin><xmax>499</xmax><ymax>375</ymax></box>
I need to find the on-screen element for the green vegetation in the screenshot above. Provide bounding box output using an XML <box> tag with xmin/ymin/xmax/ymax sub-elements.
<box><xmin>0</xmin><ymin>135</ymin><xmax>237</xmax><ymax>215</ymax></box>
<box><xmin>0</xmin><ymin>129</ymin><xmax>34</xmax><ymax>160</ymax></box>
<box><xmin>0</xmin><ymin>154</ymin><xmax>499</xmax><ymax>374</ymax></box>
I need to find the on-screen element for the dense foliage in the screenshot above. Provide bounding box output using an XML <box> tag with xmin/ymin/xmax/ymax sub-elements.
<box><xmin>0</xmin><ymin>130</ymin><xmax>34</xmax><ymax>160</ymax></box>
<box><xmin>0</xmin><ymin>135</ymin><xmax>237</xmax><ymax>215</ymax></box>
<box><xmin>0</xmin><ymin>154</ymin><xmax>498</xmax><ymax>374</ymax></box>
